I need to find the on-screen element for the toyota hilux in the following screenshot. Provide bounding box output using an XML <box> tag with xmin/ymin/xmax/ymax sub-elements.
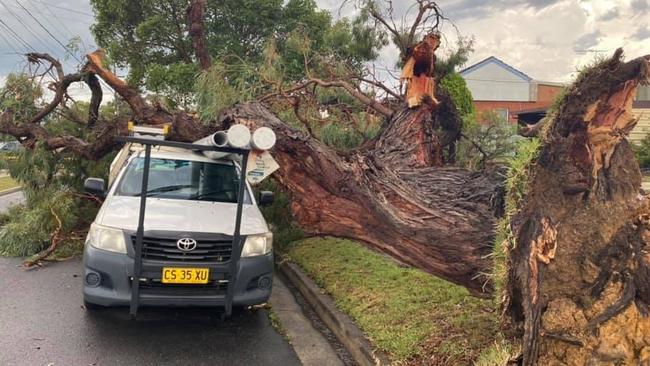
<box><xmin>81</xmin><ymin>144</ymin><xmax>274</xmax><ymax>312</ymax></box>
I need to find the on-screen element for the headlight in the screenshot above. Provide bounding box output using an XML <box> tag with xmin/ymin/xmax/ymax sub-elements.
<box><xmin>86</xmin><ymin>223</ymin><xmax>127</xmax><ymax>254</ymax></box>
<box><xmin>241</xmin><ymin>232</ymin><xmax>273</xmax><ymax>257</ymax></box>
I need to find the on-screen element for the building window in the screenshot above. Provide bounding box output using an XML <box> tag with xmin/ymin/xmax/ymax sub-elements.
<box><xmin>494</xmin><ymin>108</ymin><xmax>509</xmax><ymax>122</ymax></box>
<box><xmin>637</xmin><ymin>85</ymin><xmax>650</xmax><ymax>101</ymax></box>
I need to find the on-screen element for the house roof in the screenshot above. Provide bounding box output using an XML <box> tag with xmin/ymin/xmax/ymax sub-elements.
<box><xmin>459</xmin><ymin>56</ymin><xmax>533</xmax><ymax>81</ymax></box>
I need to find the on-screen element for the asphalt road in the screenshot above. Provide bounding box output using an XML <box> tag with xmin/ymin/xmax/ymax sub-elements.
<box><xmin>0</xmin><ymin>192</ymin><xmax>302</xmax><ymax>366</ymax></box>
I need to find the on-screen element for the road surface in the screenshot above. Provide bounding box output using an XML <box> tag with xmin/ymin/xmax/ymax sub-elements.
<box><xmin>0</xmin><ymin>191</ymin><xmax>304</xmax><ymax>366</ymax></box>
<box><xmin>0</xmin><ymin>190</ymin><xmax>23</xmax><ymax>212</ymax></box>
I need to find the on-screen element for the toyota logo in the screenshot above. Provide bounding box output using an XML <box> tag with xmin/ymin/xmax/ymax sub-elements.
<box><xmin>177</xmin><ymin>238</ymin><xmax>197</xmax><ymax>252</ymax></box>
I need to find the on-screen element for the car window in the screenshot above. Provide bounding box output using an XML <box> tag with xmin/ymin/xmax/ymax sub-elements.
<box><xmin>115</xmin><ymin>157</ymin><xmax>251</xmax><ymax>203</ymax></box>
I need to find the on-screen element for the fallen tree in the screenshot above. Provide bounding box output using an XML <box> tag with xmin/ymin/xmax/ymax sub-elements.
<box><xmin>1</xmin><ymin>0</ymin><xmax>508</xmax><ymax>294</ymax></box>
<box><xmin>503</xmin><ymin>50</ymin><xmax>650</xmax><ymax>365</ymax></box>
<box><xmin>0</xmin><ymin>44</ymin><xmax>502</xmax><ymax>294</ymax></box>
<box><xmin>2</xmin><ymin>2</ymin><xmax>650</xmax><ymax>362</ymax></box>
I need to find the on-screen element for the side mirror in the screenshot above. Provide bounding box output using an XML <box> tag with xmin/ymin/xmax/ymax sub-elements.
<box><xmin>258</xmin><ymin>191</ymin><xmax>275</xmax><ymax>207</ymax></box>
<box><xmin>84</xmin><ymin>178</ymin><xmax>106</xmax><ymax>198</ymax></box>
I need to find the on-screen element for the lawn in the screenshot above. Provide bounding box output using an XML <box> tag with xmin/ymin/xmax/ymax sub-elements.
<box><xmin>0</xmin><ymin>176</ymin><xmax>19</xmax><ymax>191</ymax></box>
<box><xmin>286</xmin><ymin>237</ymin><xmax>510</xmax><ymax>365</ymax></box>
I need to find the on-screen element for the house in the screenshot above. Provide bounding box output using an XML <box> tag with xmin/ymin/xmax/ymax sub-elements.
<box><xmin>459</xmin><ymin>56</ymin><xmax>564</xmax><ymax>124</ymax></box>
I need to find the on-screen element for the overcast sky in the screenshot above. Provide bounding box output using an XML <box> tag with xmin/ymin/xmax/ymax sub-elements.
<box><xmin>323</xmin><ymin>0</ymin><xmax>650</xmax><ymax>82</ymax></box>
<box><xmin>0</xmin><ymin>0</ymin><xmax>648</xmax><ymax>98</ymax></box>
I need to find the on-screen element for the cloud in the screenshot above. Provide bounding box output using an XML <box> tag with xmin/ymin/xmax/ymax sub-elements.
<box><xmin>631</xmin><ymin>26</ymin><xmax>650</xmax><ymax>40</ymax></box>
<box><xmin>574</xmin><ymin>30</ymin><xmax>602</xmax><ymax>50</ymax></box>
<box><xmin>444</xmin><ymin>0</ymin><xmax>561</xmax><ymax>20</ymax></box>
<box><xmin>630</xmin><ymin>0</ymin><xmax>650</xmax><ymax>13</ymax></box>
<box><xmin>597</xmin><ymin>7</ymin><xmax>619</xmax><ymax>21</ymax></box>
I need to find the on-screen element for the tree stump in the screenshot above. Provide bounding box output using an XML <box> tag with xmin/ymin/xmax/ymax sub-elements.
<box><xmin>503</xmin><ymin>50</ymin><xmax>650</xmax><ymax>365</ymax></box>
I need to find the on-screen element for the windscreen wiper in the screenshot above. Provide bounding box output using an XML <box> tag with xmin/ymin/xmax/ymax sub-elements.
<box><xmin>191</xmin><ymin>188</ymin><xmax>237</xmax><ymax>201</ymax></box>
<box><xmin>134</xmin><ymin>184</ymin><xmax>192</xmax><ymax>197</ymax></box>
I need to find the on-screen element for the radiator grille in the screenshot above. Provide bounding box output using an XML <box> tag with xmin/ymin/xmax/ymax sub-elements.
<box><xmin>132</xmin><ymin>236</ymin><xmax>232</xmax><ymax>263</ymax></box>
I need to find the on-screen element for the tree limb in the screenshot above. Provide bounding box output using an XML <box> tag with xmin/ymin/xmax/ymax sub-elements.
<box><xmin>309</xmin><ymin>77</ymin><xmax>394</xmax><ymax>117</ymax></box>
<box><xmin>86</xmin><ymin>74</ymin><xmax>102</xmax><ymax>128</ymax></box>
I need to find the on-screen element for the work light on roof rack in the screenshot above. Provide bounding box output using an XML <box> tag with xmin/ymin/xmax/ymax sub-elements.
<box><xmin>127</xmin><ymin>122</ymin><xmax>170</xmax><ymax>140</ymax></box>
<box><xmin>194</xmin><ymin>125</ymin><xmax>277</xmax><ymax>160</ymax></box>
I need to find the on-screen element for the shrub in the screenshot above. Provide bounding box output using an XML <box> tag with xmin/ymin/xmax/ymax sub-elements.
<box><xmin>457</xmin><ymin>111</ymin><xmax>521</xmax><ymax>170</ymax></box>
<box><xmin>633</xmin><ymin>134</ymin><xmax>650</xmax><ymax>171</ymax></box>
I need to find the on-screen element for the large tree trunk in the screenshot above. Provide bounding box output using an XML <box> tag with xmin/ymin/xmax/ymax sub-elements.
<box><xmin>218</xmin><ymin>102</ymin><xmax>502</xmax><ymax>296</ymax></box>
<box><xmin>504</xmin><ymin>50</ymin><xmax>650</xmax><ymax>365</ymax></box>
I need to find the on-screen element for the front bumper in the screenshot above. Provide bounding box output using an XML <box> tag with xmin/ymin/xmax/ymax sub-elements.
<box><xmin>82</xmin><ymin>244</ymin><xmax>273</xmax><ymax>307</ymax></box>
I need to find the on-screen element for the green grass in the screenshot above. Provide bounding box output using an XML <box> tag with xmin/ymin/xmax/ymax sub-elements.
<box><xmin>287</xmin><ymin>237</ymin><xmax>501</xmax><ymax>364</ymax></box>
<box><xmin>474</xmin><ymin>340</ymin><xmax>516</xmax><ymax>366</ymax></box>
<box><xmin>0</xmin><ymin>176</ymin><xmax>19</xmax><ymax>191</ymax></box>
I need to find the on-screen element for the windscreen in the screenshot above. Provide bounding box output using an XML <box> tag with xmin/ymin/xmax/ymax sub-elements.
<box><xmin>115</xmin><ymin>157</ymin><xmax>250</xmax><ymax>203</ymax></box>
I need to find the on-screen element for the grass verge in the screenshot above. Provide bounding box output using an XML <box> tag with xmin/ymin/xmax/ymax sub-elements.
<box><xmin>0</xmin><ymin>176</ymin><xmax>19</xmax><ymax>191</ymax></box>
<box><xmin>287</xmin><ymin>237</ymin><xmax>502</xmax><ymax>364</ymax></box>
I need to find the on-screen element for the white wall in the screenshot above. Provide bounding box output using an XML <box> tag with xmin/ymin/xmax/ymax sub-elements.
<box><xmin>638</xmin><ymin>85</ymin><xmax>650</xmax><ymax>101</ymax></box>
<box><xmin>462</xmin><ymin>61</ymin><xmax>532</xmax><ymax>102</ymax></box>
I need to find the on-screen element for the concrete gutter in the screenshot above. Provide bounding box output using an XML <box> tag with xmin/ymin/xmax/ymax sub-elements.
<box><xmin>0</xmin><ymin>187</ymin><xmax>21</xmax><ymax>197</ymax></box>
<box><xmin>270</xmin><ymin>277</ymin><xmax>344</xmax><ymax>366</ymax></box>
<box><xmin>279</xmin><ymin>261</ymin><xmax>391</xmax><ymax>366</ymax></box>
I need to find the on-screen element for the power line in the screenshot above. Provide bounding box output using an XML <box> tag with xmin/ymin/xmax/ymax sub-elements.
<box><xmin>3</xmin><ymin>0</ymin><xmax>115</xmax><ymax>96</ymax></box>
<box><xmin>7</xmin><ymin>2</ymin><xmax>81</xmax><ymax>22</ymax></box>
<box><xmin>34</xmin><ymin>0</ymin><xmax>89</xmax><ymax>51</ymax></box>
<box><xmin>14</xmin><ymin>0</ymin><xmax>83</xmax><ymax>63</ymax></box>
<box><xmin>22</xmin><ymin>0</ymin><xmax>90</xmax><ymax>57</ymax></box>
<box><xmin>0</xmin><ymin>17</ymin><xmax>34</xmax><ymax>51</ymax></box>
<box><xmin>0</xmin><ymin>27</ymin><xmax>21</xmax><ymax>55</ymax></box>
<box><xmin>27</xmin><ymin>0</ymin><xmax>93</xmax><ymax>17</ymax></box>
<box><xmin>0</xmin><ymin>0</ymin><xmax>57</xmax><ymax>55</ymax></box>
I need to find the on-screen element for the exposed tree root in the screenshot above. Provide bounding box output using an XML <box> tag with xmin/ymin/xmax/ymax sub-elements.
<box><xmin>503</xmin><ymin>50</ymin><xmax>650</xmax><ymax>365</ymax></box>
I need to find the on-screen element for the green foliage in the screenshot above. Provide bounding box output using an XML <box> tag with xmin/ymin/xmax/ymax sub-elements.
<box><xmin>0</xmin><ymin>73</ymin><xmax>42</xmax><ymax>122</ymax></box>
<box><xmin>0</xmin><ymin>87</ymin><xmax>115</xmax><ymax>257</ymax></box>
<box><xmin>0</xmin><ymin>187</ymin><xmax>76</xmax><ymax>256</ymax></box>
<box><xmin>288</xmin><ymin>237</ymin><xmax>499</xmax><ymax>362</ymax></box>
<box><xmin>475</xmin><ymin>340</ymin><xmax>515</xmax><ymax>366</ymax></box>
<box><xmin>145</xmin><ymin>62</ymin><xmax>199</xmax><ymax>108</ymax></box>
<box><xmin>491</xmin><ymin>137</ymin><xmax>542</xmax><ymax>296</ymax></box>
<box><xmin>440</xmin><ymin>73</ymin><xmax>475</xmax><ymax>118</ymax></box>
<box><xmin>457</xmin><ymin>111</ymin><xmax>520</xmax><ymax>170</ymax></box>
<box><xmin>0</xmin><ymin>144</ymin><xmax>112</xmax><ymax>257</ymax></box>
<box><xmin>91</xmin><ymin>0</ymin><xmax>384</xmax><ymax>99</ymax></box>
<box><xmin>257</xmin><ymin>180</ymin><xmax>304</xmax><ymax>251</ymax></box>
<box><xmin>435</xmin><ymin>36</ymin><xmax>475</xmax><ymax>78</ymax></box>
<box><xmin>634</xmin><ymin>134</ymin><xmax>650</xmax><ymax>170</ymax></box>
<box><xmin>319</xmin><ymin>114</ymin><xmax>381</xmax><ymax>150</ymax></box>
<box><xmin>195</xmin><ymin>61</ymin><xmax>262</xmax><ymax>122</ymax></box>
<box><xmin>90</xmin><ymin>0</ymin><xmax>193</xmax><ymax>85</ymax></box>
<box><xmin>503</xmin><ymin>138</ymin><xmax>543</xmax><ymax>214</ymax></box>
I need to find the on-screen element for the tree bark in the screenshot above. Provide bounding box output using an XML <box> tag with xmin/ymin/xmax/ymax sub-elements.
<box><xmin>503</xmin><ymin>50</ymin><xmax>650</xmax><ymax>365</ymax></box>
<box><xmin>218</xmin><ymin>102</ymin><xmax>501</xmax><ymax>295</ymax></box>
<box><xmin>187</xmin><ymin>0</ymin><xmax>211</xmax><ymax>71</ymax></box>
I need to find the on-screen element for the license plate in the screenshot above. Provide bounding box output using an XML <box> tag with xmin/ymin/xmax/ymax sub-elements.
<box><xmin>161</xmin><ymin>267</ymin><xmax>209</xmax><ymax>284</ymax></box>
